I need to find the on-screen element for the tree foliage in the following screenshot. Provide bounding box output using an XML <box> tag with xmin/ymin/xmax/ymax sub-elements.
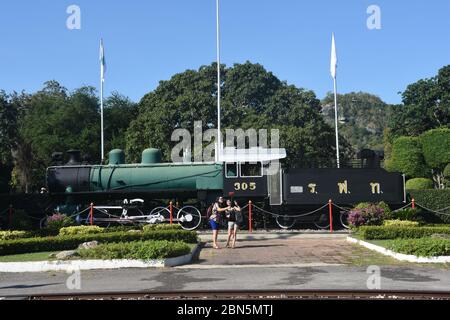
<box><xmin>419</xmin><ymin>128</ymin><xmax>450</xmax><ymax>171</ymax></box>
<box><xmin>385</xmin><ymin>136</ymin><xmax>429</xmax><ymax>178</ymax></box>
<box><xmin>126</xmin><ymin>62</ymin><xmax>351</xmax><ymax>167</ymax></box>
<box><xmin>0</xmin><ymin>81</ymin><xmax>136</xmax><ymax>192</ymax></box>
<box><xmin>419</xmin><ymin>128</ymin><xmax>450</xmax><ymax>189</ymax></box>
<box><xmin>389</xmin><ymin>65</ymin><xmax>450</xmax><ymax>138</ymax></box>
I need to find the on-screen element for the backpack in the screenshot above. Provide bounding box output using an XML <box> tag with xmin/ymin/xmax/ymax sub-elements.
<box><xmin>206</xmin><ymin>204</ymin><xmax>213</xmax><ymax>219</ymax></box>
<box><xmin>206</xmin><ymin>204</ymin><xmax>218</xmax><ymax>221</ymax></box>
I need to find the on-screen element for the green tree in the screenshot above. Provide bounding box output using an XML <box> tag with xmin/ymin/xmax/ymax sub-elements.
<box><xmin>385</xmin><ymin>136</ymin><xmax>429</xmax><ymax>178</ymax></box>
<box><xmin>126</xmin><ymin>62</ymin><xmax>350</xmax><ymax>167</ymax></box>
<box><xmin>104</xmin><ymin>92</ymin><xmax>137</xmax><ymax>152</ymax></box>
<box><xmin>389</xmin><ymin>65</ymin><xmax>450</xmax><ymax>138</ymax></box>
<box><xmin>420</xmin><ymin>128</ymin><xmax>450</xmax><ymax>189</ymax></box>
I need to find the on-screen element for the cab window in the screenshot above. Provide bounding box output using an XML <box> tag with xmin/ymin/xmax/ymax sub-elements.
<box><xmin>225</xmin><ymin>163</ymin><xmax>238</xmax><ymax>178</ymax></box>
<box><xmin>240</xmin><ymin>162</ymin><xmax>263</xmax><ymax>178</ymax></box>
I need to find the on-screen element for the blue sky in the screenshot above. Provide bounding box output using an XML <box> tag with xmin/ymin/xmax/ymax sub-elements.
<box><xmin>0</xmin><ymin>0</ymin><xmax>449</xmax><ymax>104</ymax></box>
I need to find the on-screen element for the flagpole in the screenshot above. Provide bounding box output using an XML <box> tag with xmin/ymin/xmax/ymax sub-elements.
<box><xmin>100</xmin><ymin>72</ymin><xmax>104</xmax><ymax>163</ymax></box>
<box><xmin>216</xmin><ymin>0</ymin><xmax>222</xmax><ymax>163</ymax></box>
<box><xmin>333</xmin><ymin>77</ymin><xmax>340</xmax><ymax>169</ymax></box>
<box><xmin>330</xmin><ymin>33</ymin><xmax>340</xmax><ymax>169</ymax></box>
<box><xmin>100</xmin><ymin>39</ymin><xmax>105</xmax><ymax>164</ymax></box>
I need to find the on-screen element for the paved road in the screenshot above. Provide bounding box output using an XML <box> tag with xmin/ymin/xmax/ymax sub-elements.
<box><xmin>1</xmin><ymin>265</ymin><xmax>449</xmax><ymax>297</ymax></box>
<box><xmin>0</xmin><ymin>233</ymin><xmax>449</xmax><ymax>297</ymax></box>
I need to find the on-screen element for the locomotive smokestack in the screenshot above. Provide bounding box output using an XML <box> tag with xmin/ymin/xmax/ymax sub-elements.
<box><xmin>66</xmin><ymin>150</ymin><xmax>82</xmax><ymax>166</ymax></box>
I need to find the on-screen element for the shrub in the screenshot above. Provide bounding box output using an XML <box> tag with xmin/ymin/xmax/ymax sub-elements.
<box><xmin>0</xmin><ymin>229</ymin><xmax>198</xmax><ymax>256</ymax></box>
<box><xmin>105</xmin><ymin>225</ymin><xmax>143</xmax><ymax>233</ymax></box>
<box><xmin>377</xmin><ymin>201</ymin><xmax>392</xmax><ymax>217</ymax></box>
<box><xmin>387</xmin><ymin>136</ymin><xmax>429</xmax><ymax>178</ymax></box>
<box><xmin>77</xmin><ymin>240</ymin><xmax>191</xmax><ymax>260</ymax></box>
<box><xmin>444</xmin><ymin>163</ymin><xmax>450</xmax><ymax>179</ymax></box>
<box><xmin>59</xmin><ymin>226</ymin><xmax>104</xmax><ymax>236</ymax></box>
<box><xmin>348</xmin><ymin>203</ymin><xmax>386</xmax><ymax>227</ymax></box>
<box><xmin>408</xmin><ymin>189</ymin><xmax>450</xmax><ymax>223</ymax></box>
<box><xmin>45</xmin><ymin>214</ymin><xmax>75</xmax><ymax>234</ymax></box>
<box><xmin>0</xmin><ymin>230</ymin><xmax>31</xmax><ymax>241</ymax></box>
<box><xmin>387</xmin><ymin>238</ymin><xmax>450</xmax><ymax>257</ymax></box>
<box><xmin>383</xmin><ymin>220</ymin><xmax>420</xmax><ymax>227</ymax></box>
<box><xmin>444</xmin><ymin>164</ymin><xmax>450</xmax><ymax>188</ymax></box>
<box><xmin>356</xmin><ymin>226</ymin><xmax>450</xmax><ymax>240</ymax></box>
<box><xmin>406</xmin><ymin>178</ymin><xmax>434</xmax><ymax>190</ymax></box>
<box><xmin>388</xmin><ymin>208</ymin><xmax>422</xmax><ymax>221</ymax></box>
<box><xmin>420</xmin><ymin>128</ymin><xmax>450</xmax><ymax>174</ymax></box>
<box><xmin>143</xmin><ymin>224</ymin><xmax>182</xmax><ymax>232</ymax></box>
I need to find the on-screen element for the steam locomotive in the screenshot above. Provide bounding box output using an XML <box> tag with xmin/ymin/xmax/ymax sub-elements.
<box><xmin>45</xmin><ymin>148</ymin><xmax>406</xmax><ymax>229</ymax></box>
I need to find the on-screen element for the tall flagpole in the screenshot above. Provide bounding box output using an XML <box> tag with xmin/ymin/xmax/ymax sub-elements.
<box><xmin>216</xmin><ymin>0</ymin><xmax>222</xmax><ymax>163</ymax></box>
<box><xmin>100</xmin><ymin>39</ymin><xmax>105</xmax><ymax>163</ymax></box>
<box><xmin>333</xmin><ymin>76</ymin><xmax>340</xmax><ymax>169</ymax></box>
<box><xmin>330</xmin><ymin>33</ymin><xmax>340</xmax><ymax>169</ymax></box>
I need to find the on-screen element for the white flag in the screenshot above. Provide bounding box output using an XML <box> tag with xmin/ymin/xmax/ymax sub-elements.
<box><xmin>100</xmin><ymin>39</ymin><xmax>106</xmax><ymax>82</ymax></box>
<box><xmin>330</xmin><ymin>33</ymin><xmax>337</xmax><ymax>79</ymax></box>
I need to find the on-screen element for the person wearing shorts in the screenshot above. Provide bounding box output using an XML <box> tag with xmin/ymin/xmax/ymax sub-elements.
<box><xmin>209</xmin><ymin>196</ymin><xmax>229</xmax><ymax>249</ymax></box>
<box><xmin>225</xmin><ymin>200</ymin><xmax>241</xmax><ymax>249</ymax></box>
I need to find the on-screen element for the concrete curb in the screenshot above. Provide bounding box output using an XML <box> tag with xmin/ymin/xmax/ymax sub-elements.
<box><xmin>0</xmin><ymin>244</ymin><xmax>201</xmax><ymax>273</ymax></box>
<box><xmin>347</xmin><ymin>236</ymin><xmax>450</xmax><ymax>264</ymax></box>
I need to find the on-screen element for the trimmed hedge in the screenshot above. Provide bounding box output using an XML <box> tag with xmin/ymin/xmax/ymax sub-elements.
<box><xmin>59</xmin><ymin>226</ymin><xmax>105</xmax><ymax>236</ymax></box>
<box><xmin>408</xmin><ymin>189</ymin><xmax>450</xmax><ymax>223</ymax></box>
<box><xmin>0</xmin><ymin>230</ymin><xmax>198</xmax><ymax>256</ymax></box>
<box><xmin>77</xmin><ymin>240</ymin><xmax>191</xmax><ymax>260</ymax></box>
<box><xmin>0</xmin><ymin>231</ymin><xmax>31</xmax><ymax>241</ymax></box>
<box><xmin>143</xmin><ymin>224</ymin><xmax>182</xmax><ymax>232</ymax></box>
<box><xmin>406</xmin><ymin>178</ymin><xmax>434</xmax><ymax>190</ymax></box>
<box><xmin>357</xmin><ymin>226</ymin><xmax>450</xmax><ymax>240</ymax></box>
<box><xmin>383</xmin><ymin>220</ymin><xmax>420</xmax><ymax>227</ymax></box>
<box><xmin>387</xmin><ymin>238</ymin><xmax>450</xmax><ymax>257</ymax></box>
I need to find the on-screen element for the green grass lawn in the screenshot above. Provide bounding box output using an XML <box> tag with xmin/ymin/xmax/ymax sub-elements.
<box><xmin>0</xmin><ymin>251</ymin><xmax>58</xmax><ymax>263</ymax></box>
<box><xmin>364</xmin><ymin>239</ymin><xmax>394</xmax><ymax>247</ymax></box>
<box><xmin>0</xmin><ymin>243</ymin><xmax>198</xmax><ymax>263</ymax></box>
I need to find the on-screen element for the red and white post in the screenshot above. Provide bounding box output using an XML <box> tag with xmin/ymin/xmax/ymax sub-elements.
<box><xmin>248</xmin><ymin>201</ymin><xmax>253</xmax><ymax>234</ymax></box>
<box><xmin>328</xmin><ymin>200</ymin><xmax>333</xmax><ymax>233</ymax></box>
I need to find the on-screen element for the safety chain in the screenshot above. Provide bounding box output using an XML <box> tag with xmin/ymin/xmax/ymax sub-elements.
<box><xmin>415</xmin><ymin>203</ymin><xmax>450</xmax><ymax>217</ymax></box>
<box><xmin>249</xmin><ymin>203</ymin><xmax>329</xmax><ymax>219</ymax></box>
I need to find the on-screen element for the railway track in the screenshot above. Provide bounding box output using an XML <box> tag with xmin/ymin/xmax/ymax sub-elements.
<box><xmin>26</xmin><ymin>290</ymin><xmax>450</xmax><ymax>300</ymax></box>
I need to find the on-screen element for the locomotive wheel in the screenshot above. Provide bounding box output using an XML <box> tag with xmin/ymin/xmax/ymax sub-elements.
<box><xmin>314</xmin><ymin>213</ymin><xmax>330</xmax><ymax>230</ymax></box>
<box><xmin>149</xmin><ymin>207</ymin><xmax>171</xmax><ymax>221</ymax></box>
<box><xmin>177</xmin><ymin>206</ymin><xmax>202</xmax><ymax>231</ymax></box>
<box><xmin>339</xmin><ymin>211</ymin><xmax>350</xmax><ymax>229</ymax></box>
<box><xmin>276</xmin><ymin>216</ymin><xmax>296</xmax><ymax>229</ymax></box>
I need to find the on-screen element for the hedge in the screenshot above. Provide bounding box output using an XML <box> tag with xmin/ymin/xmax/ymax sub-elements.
<box><xmin>383</xmin><ymin>220</ymin><xmax>420</xmax><ymax>227</ymax></box>
<box><xmin>143</xmin><ymin>224</ymin><xmax>182</xmax><ymax>232</ymax></box>
<box><xmin>356</xmin><ymin>226</ymin><xmax>450</xmax><ymax>240</ymax></box>
<box><xmin>0</xmin><ymin>231</ymin><xmax>31</xmax><ymax>241</ymax></box>
<box><xmin>77</xmin><ymin>240</ymin><xmax>191</xmax><ymax>260</ymax></box>
<box><xmin>408</xmin><ymin>189</ymin><xmax>450</xmax><ymax>223</ymax></box>
<box><xmin>406</xmin><ymin>178</ymin><xmax>434</xmax><ymax>190</ymax></box>
<box><xmin>59</xmin><ymin>226</ymin><xmax>105</xmax><ymax>236</ymax></box>
<box><xmin>0</xmin><ymin>230</ymin><xmax>198</xmax><ymax>256</ymax></box>
<box><xmin>387</xmin><ymin>238</ymin><xmax>450</xmax><ymax>257</ymax></box>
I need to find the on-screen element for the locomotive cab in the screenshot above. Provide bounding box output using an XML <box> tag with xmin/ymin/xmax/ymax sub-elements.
<box><xmin>220</xmin><ymin>147</ymin><xmax>287</xmax><ymax>202</ymax></box>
